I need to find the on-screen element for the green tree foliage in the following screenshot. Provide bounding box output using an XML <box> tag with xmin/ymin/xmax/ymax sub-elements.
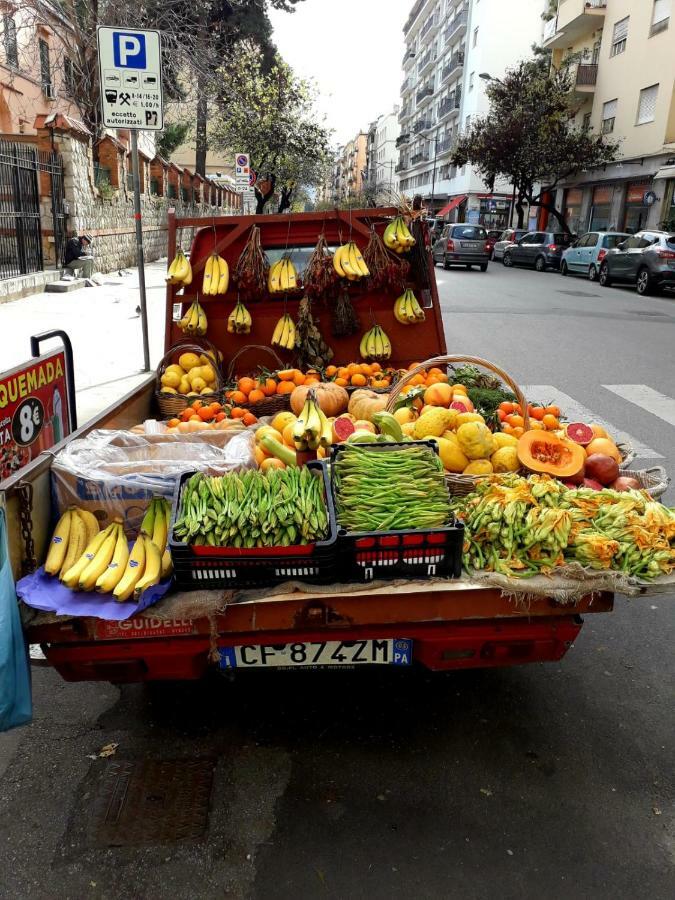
<box><xmin>450</xmin><ymin>58</ymin><xmax>619</xmax><ymax>231</ymax></box>
<box><xmin>156</xmin><ymin>123</ymin><xmax>191</xmax><ymax>160</ymax></box>
<box><xmin>211</xmin><ymin>44</ymin><xmax>332</xmax><ymax>213</ymax></box>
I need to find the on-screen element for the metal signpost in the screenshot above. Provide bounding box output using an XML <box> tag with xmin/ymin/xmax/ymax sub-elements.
<box><xmin>97</xmin><ymin>27</ymin><xmax>164</xmax><ymax>372</ymax></box>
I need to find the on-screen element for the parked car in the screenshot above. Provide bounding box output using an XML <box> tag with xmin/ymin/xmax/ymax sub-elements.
<box><xmin>502</xmin><ymin>231</ymin><xmax>574</xmax><ymax>271</ymax></box>
<box><xmin>492</xmin><ymin>228</ymin><xmax>528</xmax><ymax>261</ymax></box>
<box><xmin>432</xmin><ymin>223</ymin><xmax>490</xmax><ymax>271</ymax></box>
<box><xmin>426</xmin><ymin>217</ymin><xmax>445</xmax><ymax>241</ymax></box>
<box><xmin>560</xmin><ymin>232</ymin><xmax>631</xmax><ymax>281</ymax></box>
<box><xmin>599</xmin><ymin>230</ymin><xmax>675</xmax><ymax>295</ymax></box>
<box><xmin>485</xmin><ymin>229</ymin><xmax>502</xmax><ymax>259</ymax></box>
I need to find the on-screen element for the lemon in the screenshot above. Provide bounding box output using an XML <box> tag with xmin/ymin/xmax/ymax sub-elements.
<box><xmin>200</xmin><ymin>387</ymin><xmax>215</xmax><ymax>395</ymax></box>
<box><xmin>161</xmin><ymin>371</ymin><xmax>181</xmax><ymax>389</ymax></box>
<box><xmin>178</xmin><ymin>376</ymin><xmax>190</xmax><ymax>395</ymax></box>
<box><xmin>491</xmin><ymin>447</ymin><xmax>520</xmax><ymax>473</ymax></box>
<box><xmin>166</xmin><ymin>364</ymin><xmax>184</xmax><ymax>378</ymax></box>
<box><xmin>200</xmin><ymin>364</ymin><xmax>216</xmax><ymax>384</ymax></box>
<box><xmin>436</xmin><ymin>437</ymin><xmax>469</xmax><ymax>473</ymax></box>
<box><xmin>199</xmin><ymin>353</ymin><xmax>216</xmax><ymax>366</ymax></box>
<box><xmin>463</xmin><ymin>459</ymin><xmax>493</xmax><ymax>475</ymax></box>
<box><xmin>393</xmin><ymin>407</ymin><xmax>416</xmax><ymax>425</ymax></box>
<box><xmin>492</xmin><ymin>432</ymin><xmax>518</xmax><ymax>449</ymax></box>
<box><xmin>271</xmin><ymin>411</ymin><xmax>296</xmax><ymax>433</ymax></box>
<box><xmin>191</xmin><ymin>376</ymin><xmax>207</xmax><ymax>393</ymax></box>
<box><xmin>161</xmin><ymin>386</ymin><xmax>177</xmax><ymax>394</ymax></box>
<box><xmin>179</xmin><ymin>352</ymin><xmax>201</xmax><ymax>371</ymax></box>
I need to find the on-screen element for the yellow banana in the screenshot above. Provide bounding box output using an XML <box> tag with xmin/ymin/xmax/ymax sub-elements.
<box><xmin>216</xmin><ymin>256</ymin><xmax>229</xmax><ymax>295</ymax></box>
<box><xmin>196</xmin><ymin>302</ymin><xmax>208</xmax><ymax>336</ymax></box>
<box><xmin>268</xmin><ymin>259</ymin><xmax>282</xmax><ymax>293</ymax></box>
<box><xmin>134</xmin><ymin>534</ymin><xmax>162</xmax><ymax>599</ymax></box>
<box><xmin>58</xmin><ymin>510</ymin><xmax>86</xmax><ymax>579</ymax></box>
<box><xmin>161</xmin><ymin>548</ymin><xmax>173</xmax><ymax>581</ymax></box>
<box><xmin>333</xmin><ymin>245</ymin><xmax>348</xmax><ymax>278</ymax></box>
<box><xmin>79</xmin><ymin>523</ymin><xmax>121</xmax><ymax>591</ymax></box>
<box><xmin>75</xmin><ymin>509</ymin><xmax>99</xmax><ymax>545</ymax></box>
<box><xmin>151</xmin><ymin>501</ymin><xmax>167</xmax><ymax>555</ymax></box>
<box><xmin>96</xmin><ymin>525</ymin><xmax>130</xmax><ymax>594</ymax></box>
<box><xmin>113</xmin><ymin>533</ymin><xmax>146</xmax><ymax>602</ymax></box>
<box><xmin>44</xmin><ymin>509</ymin><xmax>72</xmax><ymax>575</ymax></box>
<box><xmin>202</xmin><ymin>254</ymin><xmax>215</xmax><ymax>294</ymax></box>
<box><xmin>348</xmin><ymin>242</ymin><xmax>369</xmax><ymax>278</ymax></box>
<box><xmin>271</xmin><ymin>315</ymin><xmax>286</xmax><ymax>345</ymax></box>
<box><xmin>61</xmin><ymin>524</ymin><xmax>115</xmax><ymax>589</ymax></box>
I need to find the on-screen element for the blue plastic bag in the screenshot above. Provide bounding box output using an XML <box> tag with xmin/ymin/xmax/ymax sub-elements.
<box><xmin>0</xmin><ymin>508</ymin><xmax>32</xmax><ymax>731</ymax></box>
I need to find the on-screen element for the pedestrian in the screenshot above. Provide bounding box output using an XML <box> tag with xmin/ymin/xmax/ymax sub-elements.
<box><xmin>64</xmin><ymin>234</ymin><xmax>95</xmax><ymax>283</ymax></box>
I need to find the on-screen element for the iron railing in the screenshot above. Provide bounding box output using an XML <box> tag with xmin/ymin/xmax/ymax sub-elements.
<box><xmin>442</xmin><ymin>50</ymin><xmax>465</xmax><ymax>82</ymax></box>
<box><xmin>576</xmin><ymin>64</ymin><xmax>598</xmax><ymax>85</ymax></box>
<box><xmin>444</xmin><ymin>8</ymin><xmax>468</xmax><ymax>43</ymax></box>
<box><xmin>416</xmin><ymin>85</ymin><xmax>434</xmax><ymax>104</ymax></box>
<box><xmin>411</xmin><ymin>151</ymin><xmax>430</xmax><ymax>165</ymax></box>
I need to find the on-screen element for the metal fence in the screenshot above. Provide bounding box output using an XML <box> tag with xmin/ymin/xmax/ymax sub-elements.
<box><xmin>0</xmin><ymin>140</ymin><xmax>65</xmax><ymax>280</ymax></box>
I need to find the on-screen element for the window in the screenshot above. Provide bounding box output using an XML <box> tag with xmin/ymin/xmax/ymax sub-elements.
<box><xmin>451</xmin><ymin>225</ymin><xmax>487</xmax><ymax>240</ymax></box>
<box><xmin>582</xmin><ymin>111</ymin><xmax>592</xmax><ymax>130</ymax></box>
<box><xmin>651</xmin><ymin>0</ymin><xmax>670</xmax><ymax>34</ymax></box>
<box><xmin>465</xmin><ymin>114</ymin><xmax>471</xmax><ymax>129</ymax></box>
<box><xmin>63</xmin><ymin>58</ymin><xmax>76</xmax><ymax>96</ymax></box>
<box><xmin>637</xmin><ymin>84</ymin><xmax>658</xmax><ymax>124</ymax></box>
<box><xmin>472</xmin><ymin>27</ymin><xmax>478</xmax><ymax>47</ymax></box>
<box><xmin>602</xmin><ymin>99</ymin><xmax>617</xmax><ymax>133</ymax></box>
<box><xmin>39</xmin><ymin>39</ymin><xmax>51</xmax><ymax>91</ymax></box>
<box><xmin>469</xmin><ymin>71</ymin><xmax>474</xmax><ymax>91</ymax></box>
<box><xmin>3</xmin><ymin>14</ymin><xmax>17</xmax><ymax>67</ymax></box>
<box><xmin>610</xmin><ymin>16</ymin><xmax>629</xmax><ymax>56</ymax></box>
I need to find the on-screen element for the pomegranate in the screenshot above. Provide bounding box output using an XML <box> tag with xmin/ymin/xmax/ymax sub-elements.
<box><xmin>585</xmin><ymin>454</ymin><xmax>619</xmax><ymax>486</ymax></box>
<box><xmin>583</xmin><ymin>478</ymin><xmax>604</xmax><ymax>491</ymax></box>
<box><xmin>566</xmin><ymin>422</ymin><xmax>594</xmax><ymax>446</ymax></box>
<box><xmin>610</xmin><ymin>476</ymin><xmax>642</xmax><ymax>492</ymax></box>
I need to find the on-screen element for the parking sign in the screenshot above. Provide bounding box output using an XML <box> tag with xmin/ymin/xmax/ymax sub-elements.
<box><xmin>97</xmin><ymin>27</ymin><xmax>163</xmax><ymax>130</ymax></box>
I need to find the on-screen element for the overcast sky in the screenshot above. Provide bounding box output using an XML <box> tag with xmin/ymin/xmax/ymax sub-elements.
<box><xmin>268</xmin><ymin>0</ymin><xmax>412</xmax><ymax>147</ymax></box>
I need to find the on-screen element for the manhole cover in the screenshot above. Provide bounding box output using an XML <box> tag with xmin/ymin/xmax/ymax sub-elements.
<box><xmin>91</xmin><ymin>759</ymin><xmax>215</xmax><ymax>847</ymax></box>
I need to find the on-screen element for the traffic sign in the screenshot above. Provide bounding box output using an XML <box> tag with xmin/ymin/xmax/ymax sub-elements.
<box><xmin>235</xmin><ymin>152</ymin><xmax>251</xmax><ymax>191</ymax></box>
<box><xmin>97</xmin><ymin>27</ymin><xmax>163</xmax><ymax>130</ymax></box>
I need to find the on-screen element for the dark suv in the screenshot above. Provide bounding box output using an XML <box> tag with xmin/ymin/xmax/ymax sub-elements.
<box><xmin>432</xmin><ymin>223</ymin><xmax>490</xmax><ymax>271</ymax></box>
<box><xmin>599</xmin><ymin>230</ymin><xmax>675</xmax><ymax>295</ymax></box>
<box><xmin>502</xmin><ymin>231</ymin><xmax>574</xmax><ymax>271</ymax></box>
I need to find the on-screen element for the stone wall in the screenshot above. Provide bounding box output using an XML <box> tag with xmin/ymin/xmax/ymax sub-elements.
<box><xmin>36</xmin><ymin>120</ymin><xmax>240</xmax><ymax>274</ymax></box>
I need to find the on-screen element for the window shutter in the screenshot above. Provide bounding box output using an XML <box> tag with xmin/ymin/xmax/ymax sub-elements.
<box><xmin>652</xmin><ymin>0</ymin><xmax>670</xmax><ymax>24</ymax></box>
<box><xmin>637</xmin><ymin>84</ymin><xmax>658</xmax><ymax>124</ymax></box>
<box><xmin>603</xmin><ymin>99</ymin><xmax>617</xmax><ymax>119</ymax></box>
<box><xmin>613</xmin><ymin>16</ymin><xmax>629</xmax><ymax>41</ymax></box>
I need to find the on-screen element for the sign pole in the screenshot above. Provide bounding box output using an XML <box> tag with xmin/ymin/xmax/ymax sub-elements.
<box><xmin>131</xmin><ymin>130</ymin><xmax>151</xmax><ymax>372</ymax></box>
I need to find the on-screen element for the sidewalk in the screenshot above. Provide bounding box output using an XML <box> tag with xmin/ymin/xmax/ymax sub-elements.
<box><xmin>0</xmin><ymin>261</ymin><xmax>168</xmax><ymax>427</ymax></box>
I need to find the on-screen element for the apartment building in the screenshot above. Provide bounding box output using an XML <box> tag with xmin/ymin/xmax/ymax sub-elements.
<box><xmin>544</xmin><ymin>0</ymin><xmax>675</xmax><ymax>233</ymax></box>
<box><xmin>331</xmin><ymin>132</ymin><xmax>368</xmax><ymax>202</ymax></box>
<box><xmin>398</xmin><ymin>0</ymin><xmax>545</xmax><ymax>227</ymax></box>
<box><xmin>365</xmin><ymin>107</ymin><xmax>401</xmax><ymax>197</ymax></box>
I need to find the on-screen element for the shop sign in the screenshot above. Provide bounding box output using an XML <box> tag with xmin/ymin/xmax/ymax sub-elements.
<box><xmin>566</xmin><ymin>188</ymin><xmax>583</xmax><ymax>206</ymax></box>
<box><xmin>626</xmin><ymin>183</ymin><xmax>650</xmax><ymax>204</ymax></box>
<box><xmin>593</xmin><ymin>186</ymin><xmax>613</xmax><ymax>204</ymax></box>
<box><xmin>0</xmin><ymin>351</ymin><xmax>71</xmax><ymax>482</ymax></box>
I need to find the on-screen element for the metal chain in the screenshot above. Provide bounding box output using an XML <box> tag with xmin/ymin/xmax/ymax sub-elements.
<box><xmin>16</xmin><ymin>481</ymin><xmax>37</xmax><ymax>575</ymax></box>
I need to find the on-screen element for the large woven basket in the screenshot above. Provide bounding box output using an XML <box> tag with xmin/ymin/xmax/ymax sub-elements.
<box><xmin>226</xmin><ymin>344</ymin><xmax>291</xmax><ymax>416</ymax></box>
<box><xmin>386</xmin><ymin>354</ymin><xmax>530</xmax><ymax>496</ymax></box>
<box><xmin>155</xmin><ymin>338</ymin><xmax>225</xmax><ymax>418</ymax></box>
<box><xmin>620</xmin><ymin>466</ymin><xmax>670</xmax><ymax>499</ymax></box>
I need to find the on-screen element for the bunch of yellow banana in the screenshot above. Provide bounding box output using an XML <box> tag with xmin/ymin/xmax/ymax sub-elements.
<box><xmin>383</xmin><ymin>217</ymin><xmax>415</xmax><ymax>254</ymax></box>
<box><xmin>393</xmin><ymin>288</ymin><xmax>425</xmax><ymax>324</ymax></box>
<box><xmin>44</xmin><ymin>507</ymin><xmax>100</xmax><ymax>579</ymax></box>
<box><xmin>333</xmin><ymin>242</ymin><xmax>370</xmax><ymax>280</ymax></box>
<box><xmin>271</xmin><ymin>313</ymin><xmax>296</xmax><ymax>351</ymax></box>
<box><xmin>166</xmin><ymin>249</ymin><xmax>193</xmax><ymax>285</ymax></box>
<box><xmin>359</xmin><ymin>325</ymin><xmax>392</xmax><ymax>361</ymax></box>
<box><xmin>227</xmin><ymin>300</ymin><xmax>252</xmax><ymax>334</ymax></box>
<box><xmin>268</xmin><ymin>257</ymin><xmax>298</xmax><ymax>293</ymax></box>
<box><xmin>113</xmin><ymin>498</ymin><xmax>172</xmax><ymax>601</ymax></box>
<box><xmin>178</xmin><ymin>299</ymin><xmax>208</xmax><ymax>336</ymax></box>
<box><xmin>202</xmin><ymin>253</ymin><xmax>229</xmax><ymax>295</ymax></box>
<box><xmin>292</xmin><ymin>389</ymin><xmax>332</xmax><ymax>451</ymax></box>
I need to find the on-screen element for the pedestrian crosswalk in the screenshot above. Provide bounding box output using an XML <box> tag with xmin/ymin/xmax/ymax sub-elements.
<box><xmin>523</xmin><ymin>385</ymin><xmax>665</xmax><ymax>460</ymax></box>
<box><xmin>602</xmin><ymin>386</ymin><xmax>675</xmax><ymax>430</ymax></box>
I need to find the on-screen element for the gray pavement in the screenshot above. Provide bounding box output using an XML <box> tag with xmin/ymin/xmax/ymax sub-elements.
<box><xmin>1</xmin><ymin>264</ymin><xmax>674</xmax><ymax>899</ymax></box>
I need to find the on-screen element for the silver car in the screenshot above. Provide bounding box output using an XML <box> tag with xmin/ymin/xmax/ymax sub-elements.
<box><xmin>492</xmin><ymin>228</ymin><xmax>527</xmax><ymax>261</ymax></box>
<box><xmin>431</xmin><ymin>223</ymin><xmax>490</xmax><ymax>271</ymax></box>
<box><xmin>560</xmin><ymin>231</ymin><xmax>630</xmax><ymax>281</ymax></box>
<box><xmin>599</xmin><ymin>230</ymin><xmax>675</xmax><ymax>295</ymax></box>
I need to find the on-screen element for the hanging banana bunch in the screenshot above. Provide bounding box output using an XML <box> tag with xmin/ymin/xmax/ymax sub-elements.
<box><xmin>292</xmin><ymin>388</ymin><xmax>332</xmax><ymax>451</ymax></box>
<box><xmin>271</xmin><ymin>313</ymin><xmax>297</xmax><ymax>351</ymax></box>
<box><xmin>178</xmin><ymin>299</ymin><xmax>208</xmax><ymax>336</ymax></box>
<box><xmin>227</xmin><ymin>299</ymin><xmax>252</xmax><ymax>334</ymax></box>
<box><xmin>359</xmin><ymin>323</ymin><xmax>392</xmax><ymax>361</ymax></box>
<box><xmin>268</xmin><ymin>257</ymin><xmax>298</xmax><ymax>293</ymax></box>
<box><xmin>383</xmin><ymin>216</ymin><xmax>416</xmax><ymax>254</ymax></box>
<box><xmin>202</xmin><ymin>253</ymin><xmax>229</xmax><ymax>295</ymax></box>
<box><xmin>333</xmin><ymin>241</ymin><xmax>370</xmax><ymax>281</ymax></box>
<box><xmin>166</xmin><ymin>249</ymin><xmax>193</xmax><ymax>285</ymax></box>
<box><xmin>393</xmin><ymin>288</ymin><xmax>425</xmax><ymax>325</ymax></box>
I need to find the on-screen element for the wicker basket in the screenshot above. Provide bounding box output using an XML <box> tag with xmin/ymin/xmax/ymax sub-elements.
<box><xmin>155</xmin><ymin>339</ymin><xmax>225</xmax><ymax>418</ymax></box>
<box><xmin>620</xmin><ymin>466</ymin><xmax>670</xmax><ymax>499</ymax></box>
<box><xmin>226</xmin><ymin>344</ymin><xmax>291</xmax><ymax>417</ymax></box>
<box><xmin>617</xmin><ymin>441</ymin><xmax>637</xmax><ymax>469</ymax></box>
<box><xmin>386</xmin><ymin>354</ymin><xmax>530</xmax><ymax>496</ymax></box>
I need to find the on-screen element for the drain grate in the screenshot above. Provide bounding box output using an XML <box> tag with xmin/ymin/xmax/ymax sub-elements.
<box><xmin>91</xmin><ymin>759</ymin><xmax>215</xmax><ymax>847</ymax></box>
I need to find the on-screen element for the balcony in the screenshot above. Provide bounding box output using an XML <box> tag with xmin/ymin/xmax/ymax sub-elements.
<box><xmin>436</xmin><ymin>136</ymin><xmax>453</xmax><ymax>154</ymax></box>
<box><xmin>444</xmin><ymin>7</ymin><xmax>468</xmax><ymax>44</ymax></box>
<box><xmin>543</xmin><ymin>0</ymin><xmax>606</xmax><ymax>49</ymax></box>
<box><xmin>411</xmin><ymin>150</ymin><xmax>430</xmax><ymax>166</ymax></box>
<box><xmin>413</xmin><ymin>118</ymin><xmax>434</xmax><ymax>134</ymax></box>
<box><xmin>575</xmin><ymin>63</ymin><xmax>598</xmax><ymax>91</ymax></box>
<box><xmin>416</xmin><ymin>85</ymin><xmax>434</xmax><ymax>104</ymax></box>
<box><xmin>398</xmin><ymin>105</ymin><xmax>413</xmax><ymax>122</ymax></box>
<box><xmin>438</xmin><ymin>89</ymin><xmax>462</xmax><ymax>120</ymax></box>
<box><xmin>420</xmin><ymin>12</ymin><xmax>440</xmax><ymax>40</ymax></box>
<box><xmin>396</xmin><ymin>133</ymin><xmax>410</xmax><ymax>147</ymax></box>
<box><xmin>402</xmin><ymin>46</ymin><xmax>416</xmax><ymax>67</ymax></box>
<box><xmin>401</xmin><ymin>76</ymin><xmax>414</xmax><ymax>95</ymax></box>
<box><xmin>442</xmin><ymin>50</ymin><xmax>465</xmax><ymax>83</ymax></box>
<box><xmin>417</xmin><ymin>47</ymin><xmax>437</xmax><ymax>77</ymax></box>
<box><xmin>395</xmin><ymin>162</ymin><xmax>406</xmax><ymax>173</ymax></box>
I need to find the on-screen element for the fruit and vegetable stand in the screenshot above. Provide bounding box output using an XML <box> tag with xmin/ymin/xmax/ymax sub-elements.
<box><xmin>1</xmin><ymin>206</ymin><xmax>674</xmax><ymax>698</ymax></box>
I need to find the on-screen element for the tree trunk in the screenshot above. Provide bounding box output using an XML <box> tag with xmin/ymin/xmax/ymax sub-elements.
<box><xmin>278</xmin><ymin>185</ymin><xmax>293</xmax><ymax>214</ymax></box>
<box><xmin>255</xmin><ymin>173</ymin><xmax>277</xmax><ymax>214</ymax></box>
<box><xmin>528</xmin><ymin>196</ymin><xmax>571</xmax><ymax>233</ymax></box>
<box><xmin>515</xmin><ymin>197</ymin><xmax>526</xmax><ymax>229</ymax></box>
<box><xmin>195</xmin><ymin>13</ymin><xmax>209</xmax><ymax>178</ymax></box>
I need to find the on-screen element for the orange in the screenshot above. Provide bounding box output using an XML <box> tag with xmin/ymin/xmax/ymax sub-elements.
<box><xmin>505</xmin><ymin>414</ymin><xmax>524</xmax><ymax>428</ymax></box>
<box><xmin>370</xmin><ymin>362</ymin><xmax>382</xmax><ymax>373</ymax></box>
<box><xmin>304</xmin><ymin>377</ymin><xmax>321</xmax><ymax>385</ymax></box>
<box><xmin>230</xmin><ymin>407</ymin><xmax>246</xmax><ymax>419</ymax></box>
<box><xmin>544</xmin><ymin>405</ymin><xmax>561</xmax><ymax>418</ymax></box>
<box><xmin>248</xmin><ymin>388</ymin><xmax>266</xmax><ymax>404</ymax></box>
<box><xmin>424</xmin><ymin>383</ymin><xmax>453</xmax><ymax>407</ymax></box>
<box><xmin>335</xmin><ymin>377</ymin><xmax>349</xmax><ymax>387</ymax></box>
<box><xmin>197</xmin><ymin>406</ymin><xmax>215</xmax><ymax>421</ymax></box>
<box><xmin>370</xmin><ymin>378</ymin><xmax>390</xmax><ymax>389</ymax></box>
<box><xmin>502</xmin><ymin>424</ymin><xmax>516</xmax><ymax>436</ymax></box>
<box><xmin>409</xmin><ymin>374</ymin><xmax>426</xmax><ymax>386</ymax></box>
<box><xmin>426</xmin><ymin>373</ymin><xmax>446</xmax><ymax>386</ymax></box>
<box><xmin>499</xmin><ymin>401</ymin><xmax>516</xmax><ymax>414</ymax></box>
<box><xmin>229</xmin><ymin>390</ymin><xmax>248</xmax><ymax>406</ymax></box>
<box><xmin>189</xmin><ymin>415</ymin><xmax>201</xmax><ymax>423</ymax></box>
<box><xmin>347</xmin><ymin>363</ymin><xmax>359</xmax><ymax>375</ymax></box>
<box><xmin>261</xmin><ymin>457</ymin><xmax>286</xmax><ymax>472</ymax></box>
<box><xmin>530</xmin><ymin>406</ymin><xmax>545</xmax><ymax>421</ymax></box>
<box><xmin>337</xmin><ymin>367</ymin><xmax>350</xmax><ymax>380</ymax></box>
<box><xmin>262</xmin><ymin>378</ymin><xmax>278</xmax><ymax>396</ymax></box>
<box><xmin>277</xmin><ymin>369</ymin><xmax>296</xmax><ymax>382</ymax></box>
<box><xmin>242</xmin><ymin>412</ymin><xmax>258</xmax><ymax>426</ymax></box>
<box><xmin>497</xmin><ymin>409</ymin><xmax>507</xmax><ymax>422</ymax></box>
<box><xmin>528</xmin><ymin>421</ymin><xmax>544</xmax><ymax>430</ymax></box>
<box><xmin>542</xmin><ymin>414</ymin><xmax>559</xmax><ymax>430</ymax></box>
<box><xmin>325</xmin><ymin>365</ymin><xmax>338</xmax><ymax>377</ymax></box>
<box><xmin>590</xmin><ymin>423</ymin><xmax>607</xmax><ymax>439</ymax></box>
<box><xmin>512</xmin><ymin>426</ymin><xmax>524</xmax><ymax>438</ymax></box>
<box><xmin>351</xmin><ymin>373</ymin><xmax>367</xmax><ymax>386</ymax></box>
<box><xmin>292</xmin><ymin>371</ymin><xmax>306</xmax><ymax>386</ymax></box>
<box><xmin>254</xmin><ymin>445</ymin><xmax>270</xmax><ymax>465</ymax></box>
<box><xmin>167</xmin><ymin>418</ymin><xmax>180</xmax><ymax>428</ymax></box>
<box><xmin>585</xmin><ymin>437</ymin><xmax>621</xmax><ymax>463</ymax></box>
<box><xmin>282</xmin><ymin>422</ymin><xmax>296</xmax><ymax>447</ymax></box>
<box><xmin>237</xmin><ymin>376</ymin><xmax>256</xmax><ymax>396</ymax></box>
<box><xmin>428</xmin><ymin>367</ymin><xmax>444</xmax><ymax>377</ymax></box>
<box><xmin>215</xmin><ymin>412</ymin><xmax>227</xmax><ymax>422</ymax></box>
<box><xmin>276</xmin><ymin>380</ymin><xmax>295</xmax><ymax>395</ymax></box>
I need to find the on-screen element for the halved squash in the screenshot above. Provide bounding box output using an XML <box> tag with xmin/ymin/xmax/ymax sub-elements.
<box><xmin>517</xmin><ymin>430</ymin><xmax>585</xmax><ymax>478</ymax></box>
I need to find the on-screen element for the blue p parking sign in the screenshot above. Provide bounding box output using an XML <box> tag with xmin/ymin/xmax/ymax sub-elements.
<box><xmin>113</xmin><ymin>32</ymin><xmax>147</xmax><ymax>69</ymax></box>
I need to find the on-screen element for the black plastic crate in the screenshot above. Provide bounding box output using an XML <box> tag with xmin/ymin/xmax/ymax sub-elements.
<box><xmin>330</xmin><ymin>441</ymin><xmax>464</xmax><ymax>583</ymax></box>
<box><xmin>168</xmin><ymin>462</ymin><xmax>338</xmax><ymax>589</ymax></box>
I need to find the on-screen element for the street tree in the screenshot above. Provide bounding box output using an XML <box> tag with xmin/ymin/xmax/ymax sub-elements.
<box><xmin>450</xmin><ymin>58</ymin><xmax>620</xmax><ymax>231</ymax></box>
<box><xmin>210</xmin><ymin>44</ymin><xmax>332</xmax><ymax>214</ymax></box>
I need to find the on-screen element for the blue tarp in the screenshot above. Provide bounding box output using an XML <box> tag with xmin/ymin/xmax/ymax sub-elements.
<box><xmin>0</xmin><ymin>509</ymin><xmax>32</xmax><ymax>732</ymax></box>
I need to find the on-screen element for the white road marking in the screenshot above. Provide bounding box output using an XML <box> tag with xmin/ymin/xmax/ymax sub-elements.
<box><xmin>522</xmin><ymin>385</ymin><xmax>664</xmax><ymax>459</ymax></box>
<box><xmin>603</xmin><ymin>385</ymin><xmax>675</xmax><ymax>429</ymax></box>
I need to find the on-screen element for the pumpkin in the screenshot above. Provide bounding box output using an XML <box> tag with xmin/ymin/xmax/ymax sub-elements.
<box><xmin>348</xmin><ymin>389</ymin><xmax>389</xmax><ymax>422</ymax></box>
<box><xmin>517</xmin><ymin>430</ymin><xmax>585</xmax><ymax>478</ymax></box>
<box><xmin>290</xmin><ymin>382</ymin><xmax>348</xmax><ymax>417</ymax></box>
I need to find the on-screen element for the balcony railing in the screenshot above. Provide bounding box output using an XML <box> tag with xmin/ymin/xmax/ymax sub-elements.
<box><xmin>416</xmin><ymin>85</ymin><xmax>434</xmax><ymax>104</ymax></box>
<box><xmin>395</xmin><ymin>162</ymin><xmax>406</xmax><ymax>173</ymax></box>
<box><xmin>411</xmin><ymin>151</ymin><xmax>430</xmax><ymax>165</ymax></box>
<box><xmin>399</xmin><ymin>106</ymin><xmax>413</xmax><ymax>121</ymax></box>
<box><xmin>402</xmin><ymin>46</ymin><xmax>415</xmax><ymax>66</ymax></box>
<box><xmin>396</xmin><ymin>133</ymin><xmax>410</xmax><ymax>147</ymax></box>
<box><xmin>444</xmin><ymin>7</ymin><xmax>468</xmax><ymax>43</ymax></box>
<box><xmin>417</xmin><ymin>47</ymin><xmax>437</xmax><ymax>75</ymax></box>
<box><xmin>413</xmin><ymin>118</ymin><xmax>434</xmax><ymax>134</ymax></box>
<box><xmin>436</xmin><ymin>136</ymin><xmax>453</xmax><ymax>154</ymax></box>
<box><xmin>442</xmin><ymin>50</ymin><xmax>465</xmax><ymax>82</ymax></box>
<box><xmin>438</xmin><ymin>89</ymin><xmax>462</xmax><ymax>119</ymax></box>
<box><xmin>401</xmin><ymin>76</ymin><xmax>414</xmax><ymax>94</ymax></box>
<box><xmin>576</xmin><ymin>63</ymin><xmax>598</xmax><ymax>86</ymax></box>
<box><xmin>420</xmin><ymin>12</ymin><xmax>439</xmax><ymax>39</ymax></box>
<box><xmin>543</xmin><ymin>16</ymin><xmax>557</xmax><ymax>41</ymax></box>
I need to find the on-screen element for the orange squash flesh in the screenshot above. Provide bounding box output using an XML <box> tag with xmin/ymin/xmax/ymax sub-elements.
<box><xmin>517</xmin><ymin>430</ymin><xmax>586</xmax><ymax>478</ymax></box>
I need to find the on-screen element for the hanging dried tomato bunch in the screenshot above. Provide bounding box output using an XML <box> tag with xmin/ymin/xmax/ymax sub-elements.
<box><xmin>362</xmin><ymin>227</ymin><xmax>411</xmax><ymax>294</ymax></box>
<box><xmin>233</xmin><ymin>225</ymin><xmax>269</xmax><ymax>300</ymax></box>
<box><xmin>295</xmin><ymin>296</ymin><xmax>334</xmax><ymax>370</ymax></box>
<box><xmin>330</xmin><ymin>288</ymin><xmax>360</xmax><ymax>337</ymax></box>
<box><xmin>303</xmin><ymin>233</ymin><xmax>338</xmax><ymax>301</ymax></box>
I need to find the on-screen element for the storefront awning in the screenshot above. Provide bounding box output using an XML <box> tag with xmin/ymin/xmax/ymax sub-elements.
<box><xmin>653</xmin><ymin>165</ymin><xmax>675</xmax><ymax>180</ymax></box>
<box><xmin>437</xmin><ymin>195</ymin><xmax>467</xmax><ymax>217</ymax></box>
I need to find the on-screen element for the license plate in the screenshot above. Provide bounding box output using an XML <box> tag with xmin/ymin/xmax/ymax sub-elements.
<box><xmin>461</xmin><ymin>241</ymin><xmax>478</xmax><ymax>248</ymax></box>
<box><xmin>218</xmin><ymin>638</ymin><xmax>413</xmax><ymax>669</ymax></box>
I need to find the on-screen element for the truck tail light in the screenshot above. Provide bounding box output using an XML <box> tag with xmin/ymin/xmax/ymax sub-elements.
<box><xmin>447</xmin><ymin>238</ymin><xmax>455</xmax><ymax>251</ymax></box>
<box><xmin>597</xmin><ymin>248</ymin><xmax>607</xmax><ymax>262</ymax></box>
<box><xmin>656</xmin><ymin>248</ymin><xmax>675</xmax><ymax>260</ymax></box>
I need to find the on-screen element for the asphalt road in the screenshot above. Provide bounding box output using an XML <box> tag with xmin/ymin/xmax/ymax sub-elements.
<box><xmin>1</xmin><ymin>264</ymin><xmax>674</xmax><ymax>899</ymax></box>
